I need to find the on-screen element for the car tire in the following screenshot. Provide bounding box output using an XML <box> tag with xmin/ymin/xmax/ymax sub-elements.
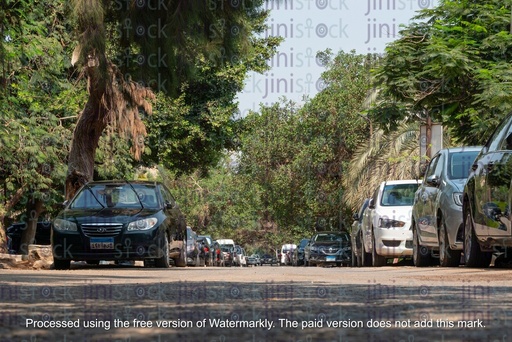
<box><xmin>464</xmin><ymin>208</ymin><xmax>492</xmax><ymax>268</ymax></box>
<box><xmin>439</xmin><ymin>220</ymin><xmax>461</xmax><ymax>267</ymax></box>
<box><xmin>371</xmin><ymin>233</ymin><xmax>386</xmax><ymax>267</ymax></box>
<box><xmin>53</xmin><ymin>258</ymin><xmax>70</xmax><ymax>270</ymax></box>
<box><xmin>154</xmin><ymin>234</ymin><xmax>170</xmax><ymax>268</ymax></box>
<box><xmin>174</xmin><ymin>240</ymin><xmax>187</xmax><ymax>267</ymax></box>
<box><xmin>413</xmin><ymin>224</ymin><xmax>433</xmax><ymax>267</ymax></box>
<box><xmin>86</xmin><ymin>260</ymin><xmax>100</xmax><ymax>265</ymax></box>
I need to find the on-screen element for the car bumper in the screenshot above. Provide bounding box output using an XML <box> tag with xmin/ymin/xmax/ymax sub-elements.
<box><xmin>52</xmin><ymin>230</ymin><xmax>166</xmax><ymax>261</ymax></box>
<box><xmin>309</xmin><ymin>252</ymin><xmax>351</xmax><ymax>264</ymax></box>
<box><xmin>374</xmin><ymin>228</ymin><xmax>413</xmax><ymax>257</ymax></box>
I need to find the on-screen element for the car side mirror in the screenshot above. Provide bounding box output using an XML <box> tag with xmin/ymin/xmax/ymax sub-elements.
<box><xmin>62</xmin><ymin>200</ymin><xmax>69</xmax><ymax>208</ymax></box>
<box><xmin>426</xmin><ymin>175</ymin><xmax>439</xmax><ymax>187</ymax></box>
<box><xmin>368</xmin><ymin>199</ymin><xmax>375</xmax><ymax>209</ymax></box>
<box><xmin>165</xmin><ymin>201</ymin><xmax>174</xmax><ymax>209</ymax></box>
<box><xmin>352</xmin><ymin>213</ymin><xmax>359</xmax><ymax>221</ymax></box>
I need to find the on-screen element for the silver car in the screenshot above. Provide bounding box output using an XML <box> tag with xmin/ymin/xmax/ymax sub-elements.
<box><xmin>412</xmin><ymin>146</ymin><xmax>481</xmax><ymax>267</ymax></box>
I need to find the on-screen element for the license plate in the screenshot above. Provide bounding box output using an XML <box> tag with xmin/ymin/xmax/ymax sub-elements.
<box><xmin>326</xmin><ymin>256</ymin><xmax>336</xmax><ymax>262</ymax></box>
<box><xmin>90</xmin><ymin>237</ymin><xmax>114</xmax><ymax>249</ymax></box>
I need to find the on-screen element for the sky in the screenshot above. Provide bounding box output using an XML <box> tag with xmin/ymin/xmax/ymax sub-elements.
<box><xmin>236</xmin><ymin>0</ymin><xmax>439</xmax><ymax>116</ymax></box>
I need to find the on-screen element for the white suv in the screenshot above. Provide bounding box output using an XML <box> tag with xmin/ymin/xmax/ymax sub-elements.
<box><xmin>361</xmin><ymin>180</ymin><xmax>421</xmax><ymax>266</ymax></box>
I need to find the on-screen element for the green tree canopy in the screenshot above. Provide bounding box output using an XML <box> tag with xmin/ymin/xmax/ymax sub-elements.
<box><xmin>372</xmin><ymin>0</ymin><xmax>512</xmax><ymax>144</ymax></box>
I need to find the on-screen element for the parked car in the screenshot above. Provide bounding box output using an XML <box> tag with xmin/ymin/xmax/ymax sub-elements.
<box><xmin>291</xmin><ymin>238</ymin><xmax>310</xmax><ymax>266</ymax></box>
<box><xmin>350</xmin><ymin>198</ymin><xmax>371</xmax><ymax>267</ymax></box>
<box><xmin>186</xmin><ymin>227</ymin><xmax>205</xmax><ymax>266</ymax></box>
<box><xmin>247</xmin><ymin>254</ymin><xmax>261</xmax><ymax>266</ymax></box>
<box><xmin>217</xmin><ymin>239</ymin><xmax>236</xmax><ymax>267</ymax></box>
<box><xmin>51</xmin><ymin>180</ymin><xmax>187</xmax><ymax>269</ymax></box>
<box><xmin>233</xmin><ymin>245</ymin><xmax>247</xmax><ymax>267</ymax></box>
<box><xmin>463</xmin><ymin>112</ymin><xmax>512</xmax><ymax>267</ymax></box>
<box><xmin>259</xmin><ymin>253</ymin><xmax>277</xmax><ymax>266</ymax></box>
<box><xmin>6</xmin><ymin>221</ymin><xmax>52</xmax><ymax>254</ymax></box>
<box><xmin>197</xmin><ymin>235</ymin><xmax>214</xmax><ymax>266</ymax></box>
<box><xmin>304</xmin><ymin>231</ymin><xmax>351</xmax><ymax>267</ymax></box>
<box><xmin>211</xmin><ymin>240</ymin><xmax>224</xmax><ymax>266</ymax></box>
<box><xmin>279</xmin><ymin>243</ymin><xmax>297</xmax><ymax>266</ymax></box>
<box><xmin>360</xmin><ymin>180</ymin><xmax>421</xmax><ymax>267</ymax></box>
<box><xmin>412</xmin><ymin>147</ymin><xmax>481</xmax><ymax>267</ymax></box>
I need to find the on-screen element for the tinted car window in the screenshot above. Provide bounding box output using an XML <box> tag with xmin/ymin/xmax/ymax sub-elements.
<box><xmin>448</xmin><ymin>151</ymin><xmax>480</xmax><ymax>179</ymax></box>
<box><xmin>70</xmin><ymin>184</ymin><xmax>158</xmax><ymax>209</ymax></box>
<box><xmin>381</xmin><ymin>183</ymin><xmax>418</xmax><ymax>206</ymax></box>
<box><xmin>487</xmin><ymin>115</ymin><xmax>512</xmax><ymax>152</ymax></box>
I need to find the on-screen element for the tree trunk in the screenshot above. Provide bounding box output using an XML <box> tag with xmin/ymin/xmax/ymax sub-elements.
<box><xmin>19</xmin><ymin>198</ymin><xmax>44</xmax><ymax>255</ymax></box>
<box><xmin>65</xmin><ymin>59</ymin><xmax>108</xmax><ymax>200</ymax></box>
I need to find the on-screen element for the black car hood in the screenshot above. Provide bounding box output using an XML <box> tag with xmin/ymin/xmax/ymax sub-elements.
<box><xmin>58</xmin><ymin>208</ymin><xmax>160</xmax><ymax>225</ymax></box>
<box><xmin>312</xmin><ymin>241</ymin><xmax>349</xmax><ymax>248</ymax></box>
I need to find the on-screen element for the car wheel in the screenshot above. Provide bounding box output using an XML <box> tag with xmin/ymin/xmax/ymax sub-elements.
<box><xmin>154</xmin><ymin>234</ymin><xmax>170</xmax><ymax>268</ymax></box>
<box><xmin>464</xmin><ymin>208</ymin><xmax>492</xmax><ymax>268</ymax></box>
<box><xmin>53</xmin><ymin>258</ymin><xmax>70</xmax><ymax>270</ymax></box>
<box><xmin>174</xmin><ymin>240</ymin><xmax>187</xmax><ymax>267</ymax></box>
<box><xmin>439</xmin><ymin>220</ymin><xmax>461</xmax><ymax>267</ymax></box>
<box><xmin>86</xmin><ymin>260</ymin><xmax>100</xmax><ymax>265</ymax></box>
<box><xmin>413</xmin><ymin>223</ymin><xmax>433</xmax><ymax>267</ymax></box>
<box><xmin>361</xmin><ymin>232</ymin><xmax>372</xmax><ymax>267</ymax></box>
<box><xmin>371</xmin><ymin>233</ymin><xmax>386</xmax><ymax>267</ymax></box>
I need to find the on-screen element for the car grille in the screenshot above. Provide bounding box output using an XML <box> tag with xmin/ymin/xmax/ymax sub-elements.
<box><xmin>319</xmin><ymin>246</ymin><xmax>346</xmax><ymax>255</ymax></box>
<box><xmin>81</xmin><ymin>223</ymin><xmax>124</xmax><ymax>237</ymax></box>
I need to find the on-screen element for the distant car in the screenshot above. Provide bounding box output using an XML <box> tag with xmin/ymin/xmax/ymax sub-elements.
<box><xmin>463</xmin><ymin>112</ymin><xmax>512</xmax><ymax>267</ymax></box>
<box><xmin>259</xmin><ymin>253</ymin><xmax>277</xmax><ymax>266</ymax></box>
<box><xmin>304</xmin><ymin>231</ymin><xmax>351</xmax><ymax>267</ymax></box>
<box><xmin>51</xmin><ymin>180</ymin><xmax>187</xmax><ymax>269</ymax></box>
<box><xmin>186</xmin><ymin>227</ymin><xmax>205</xmax><ymax>266</ymax></box>
<box><xmin>350</xmin><ymin>198</ymin><xmax>371</xmax><ymax>267</ymax></box>
<box><xmin>360</xmin><ymin>180</ymin><xmax>420</xmax><ymax>267</ymax></box>
<box><xmin>217</xmin><ymin>239</ymin><xmax>236</xmax><ymax>267</ymax></box>
<box><xmin>247</xmin><ymin>254</ymin><xmax>260</xmax><ymax>266</ymax></box>
<box><xmin>232</xmin><ymin>245</ymin><xmax>247</xmax><ymax>267</ymax></box>
<box><xmin>279</xmin><ymin>243</ymin><xmax>297</xmax><ymax>265</ymax></box>
<box><xmin>412</xmin><ymin>147</ymin><xmax>481</xmax><ymax>267</ymax></box>
<box><xmin>197</xmin><ymin>235</ymin><xmax>214</xmax><ymax>266</ymax></box>
<box><xmin>291</xmin><ymin>239</ymin><xmax>310</xmax><ymax>266</ymax></box>
<box><xmin>6</xmin><ymin>221</ymin><xmax>52</xmax><ymax>254</ymax></box>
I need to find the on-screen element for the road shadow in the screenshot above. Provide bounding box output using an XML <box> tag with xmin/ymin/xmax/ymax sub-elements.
<box><xmin>1</xmin><ymin>270</ymin><xmax>511</xmax><ymax>342</ymax></box>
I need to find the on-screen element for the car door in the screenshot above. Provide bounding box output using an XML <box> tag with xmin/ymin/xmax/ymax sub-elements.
<box><xmin>484</xmin><ymin>123</ymin><xmax>512</xmax><ymax>239</ymax></box>
<box><xmin>472</xmin><ymin>117</ymin><xmax>512</xmax><ymax>238</ymax></box>
<box><xmin>415</xmin><ymin>153</ymin><xmax>442</xmax><ymax>246</ymax></box>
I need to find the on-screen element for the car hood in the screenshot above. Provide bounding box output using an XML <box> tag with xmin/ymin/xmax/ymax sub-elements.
<box><xmin>311</xmin><ymin>241</ymin><xmax>350</xmax><ymax>248</ymax></box>
<box><xmin>57</xmin><ymin>208</ymin><xmax>161</xmax><ymax>225</ymax></box>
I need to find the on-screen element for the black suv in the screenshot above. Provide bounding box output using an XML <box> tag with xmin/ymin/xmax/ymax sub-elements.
<box><xmin>51</xmin><ymin>180</ymin><xmax>186</xmax><ymax>269</ymax></box>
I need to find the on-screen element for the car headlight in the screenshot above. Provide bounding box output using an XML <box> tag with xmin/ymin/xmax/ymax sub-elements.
<box><xmin>379</xmin><ymin>218</ymin><xmax>405</xmax><ymax>228</ymax></box>
<box><xmin>127</xmin><ymin>217</ymin><xmax>158</xmax><ymax>231</ymax></box>
<box><xmin>53</xmin><ymin>218</ymin><xmax>77</xmax><ymax>231</ymax></box>
<box><xmin>453</xmin><ymin>192</ymin><xmax>463</xmax><ymax>206</ymax></box>
<box><xmin>310</xmin><ymin>246</ymin><xmax>318</xmax><ymax>252</ymax></box>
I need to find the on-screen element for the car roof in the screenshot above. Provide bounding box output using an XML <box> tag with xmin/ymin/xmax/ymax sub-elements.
<box><xmin>442</xmin><ymin>146</ymin><xmax>482</xmax><ymax>154</ymax></box>
<box><xmin>381</xmin><ymin>179</ymin><xmax>421</xmax><ymax>186</ymax></box>
<box><xmin>86</xmin><ymin>180</ymin><xmax>161</xmax><ymax>186</ymax></box>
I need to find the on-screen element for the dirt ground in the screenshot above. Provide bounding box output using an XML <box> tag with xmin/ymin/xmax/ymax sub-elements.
<box><xmin>1</xmin><ymin>251</ymin><xmax>512</xmax><ymax>342</ymax></box>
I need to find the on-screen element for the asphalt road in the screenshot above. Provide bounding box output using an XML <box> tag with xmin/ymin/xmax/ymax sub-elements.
<box><xmin>1</xmin><ymin>263</ymin><xmax>512</xmax><ymax>342</ymax></box>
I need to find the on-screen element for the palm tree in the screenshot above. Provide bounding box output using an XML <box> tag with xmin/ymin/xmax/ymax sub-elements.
<box><xmin>343</xmin><ymin>121</ymin><xmax>421</xmax><ymax>211</ymax></box>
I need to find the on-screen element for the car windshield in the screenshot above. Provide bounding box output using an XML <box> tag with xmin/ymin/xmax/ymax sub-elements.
<box><xmin>70</xmin><ymin>183</ymin><xmax>159</xmax><ymax>209</ymax></box>
<box><xmin>381</xmin><ymin>184</ymin><xmax>418</xmax><ymax>206</ymax></box>
<box><xmin>448</xmin><ymin>151</ymin><xmax>480</xmax><ymax>180</ymax></box>
<box><xmin>314</xmin><ymin>233</ymin><xmax>348</xmax><ymax>242</ymax></box>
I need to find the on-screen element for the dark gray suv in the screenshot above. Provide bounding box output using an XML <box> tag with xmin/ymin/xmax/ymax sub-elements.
<box><xmin>411</xmin><ymin>147</ymin><xmax>481</xmax><ymax>267</ymax></box>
